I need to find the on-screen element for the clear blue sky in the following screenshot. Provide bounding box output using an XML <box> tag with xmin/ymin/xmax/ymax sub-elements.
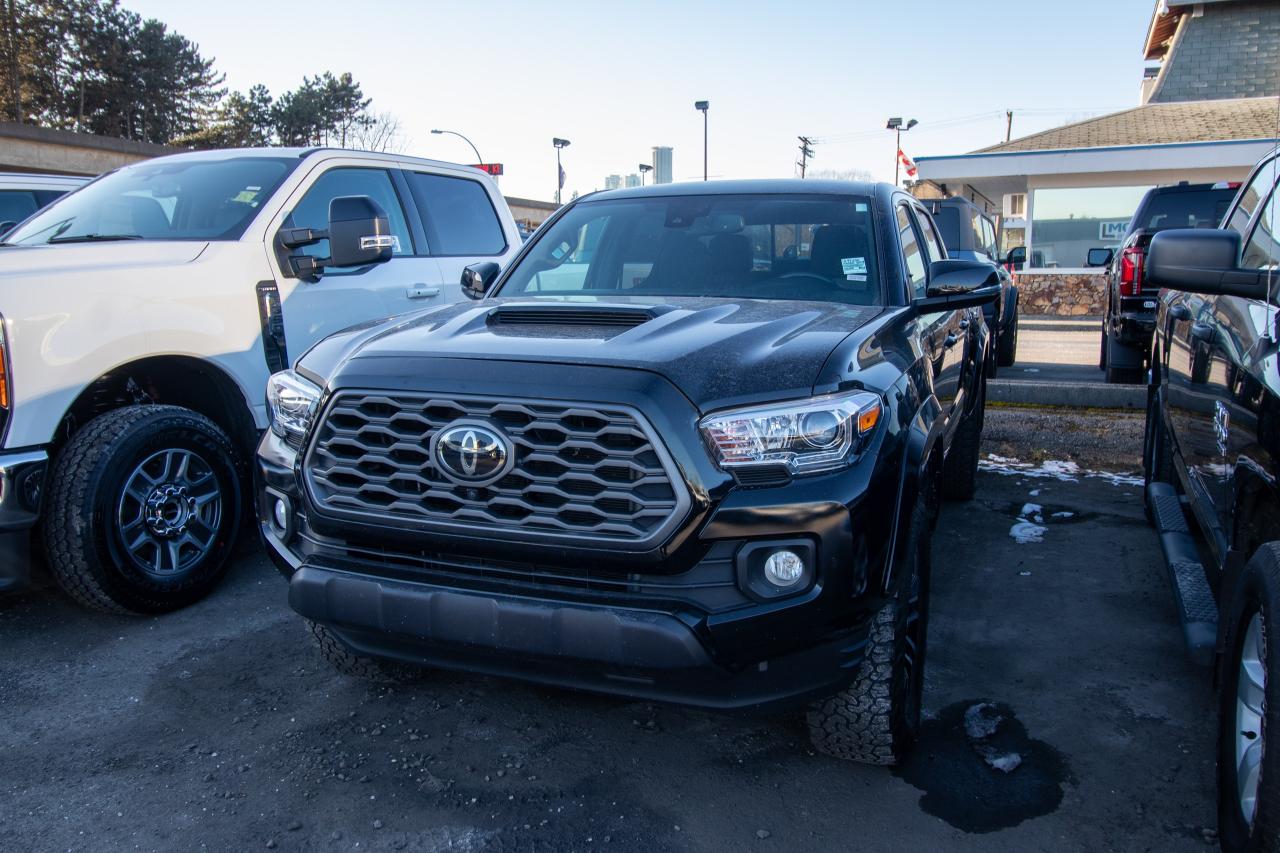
<box><xmin>130</xmin><ymin>0</ymin><xmax>1155</xmax><ymax>200</ymax></box>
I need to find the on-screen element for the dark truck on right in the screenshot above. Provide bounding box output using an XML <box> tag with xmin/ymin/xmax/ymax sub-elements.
<box><xmin>1142</xmin><ymin>149</ymin><xmax>1279</xmax><ymax>853</ymax></box>
<box><xmin>1093</xmin><ymin>181</ymin><xmax>1239</xmax><ymax>383</ymax></box>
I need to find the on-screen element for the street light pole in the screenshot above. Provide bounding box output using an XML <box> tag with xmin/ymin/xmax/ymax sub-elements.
<box><xmin>639</xmin><ymin>163</ymin><xmax>653</xmax><ymax>186</ymax></box>
<box><xmin>885</xmin><ymin>117</ymin><xmax>917</xmax><ymax>186</ymax></box>
<box><xmin>429</xmin><ymin>129</ymin><xmax>482</xmax><ymax>164</ymax></box>
<box><xmin>552</xmin><ymin>138</ymin><xmax>571</xmax><ymax>205</ymax></box>
<box><xmin>694</xmin><ymin>100</ymin><xmax>709</xmax><ymax>181</ymax></box>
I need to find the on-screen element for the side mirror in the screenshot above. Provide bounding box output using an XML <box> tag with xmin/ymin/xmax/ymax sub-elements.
<box><xmin>462</xmin><ymin>262</ymin><xmax>501</xmax><ymax>299</ymax></box>
<box><xmin>1147</xmin><ymin>229</ymin><xmax>1268</xmax><ymax>299</ymax></box>
<box><xmin>914</xmin><ymin>260</ymin><xmax>1002</xmax><ymax>312</ymax></box>
<box><xmin>327</xmin><ymin>196</ymin><xmax>395</xmax><ymax>268</ymax></box>
<box><xmin>1004</xmin><ymin>246</ymin><xmax>1026</xmax><ymax>267</ymax></box>
<box><xmin>1086</xmin><ymin>247</ymin><xmax>1114</xmax><ymax>267</ymax></box>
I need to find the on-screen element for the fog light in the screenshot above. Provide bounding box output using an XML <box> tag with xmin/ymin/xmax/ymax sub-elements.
<box><xmin>273</xmin><ymin>498</ymin><xmax>289</xmax><ymax>531</ymax></box>
<box><xmin>764</xmin><ymin>550</ymin><xmax>805</xmax><ymax>586</ymax></box>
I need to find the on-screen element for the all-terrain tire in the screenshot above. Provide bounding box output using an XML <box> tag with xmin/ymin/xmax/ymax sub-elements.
<box><xmin>306</xmin><ymin>620</ymin><xmax>425</xmax><ymax>684</ymax></box>
<box><xmin>42</xmin><ymin>405</ymin><xmax>241</xmax><ymax>614</ymax></box>
<box><xmin>806</xmin><ymin>490</ymin><xmax>931</xmax><ymax>765</ymax></box>
<box><xmin>1217</xmin><ymin>543</ymin><xmax>1280</xmax><ymax>853</ymax></box>
<box><xmin>941</xmin><ymin>378</ymin><xmax>984</xmax><ymax>501</ymax></box>
<box><xmin>996</xmin><ymin>313</ymin><xmax>1018</xmax><ymax>367</ymax></box>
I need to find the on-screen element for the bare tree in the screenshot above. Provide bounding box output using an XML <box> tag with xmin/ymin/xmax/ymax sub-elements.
<box><xmin>806</xmin><ymin>167</ymin><xmax>874</xmax><ymax>183</ymax></box>
<box><xmin>348</xmin><ymin>109</ymin><xmax>404</xmax><ymax>153</ymax></box>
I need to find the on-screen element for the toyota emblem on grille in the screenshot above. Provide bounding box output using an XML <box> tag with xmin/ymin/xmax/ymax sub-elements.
<box><xmin>431</xmin><ymin>421</ymin><xmax>514</xmax><ymax>486</ymax></box>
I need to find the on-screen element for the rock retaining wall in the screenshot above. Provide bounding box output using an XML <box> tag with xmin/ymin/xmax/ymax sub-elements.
<box><xmin>1014</xmin><ymin>272</ymin><xmax>1106</xmax><ymax>316</ymax></box>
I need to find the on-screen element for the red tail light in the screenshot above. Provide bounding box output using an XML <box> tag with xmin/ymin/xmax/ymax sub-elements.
<box><xmin>1119</xmin><ymin>246</ymin><xmax>1144</xmax><ymax>296</ymax></box>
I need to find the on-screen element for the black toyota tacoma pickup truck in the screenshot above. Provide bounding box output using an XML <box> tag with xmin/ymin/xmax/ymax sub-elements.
<box><xmin>1091</xmin><ymin>181</ymin><xmax>1238</xmax><ymax>384</ymax></box>
<box><xmin>1141</xmin><ymin>149</ymin><xmax>1280</xmax><ymax>852</ymax></box>
<box><xmin>257</xmin><ymin>180</ymin><xmax>998</xmax><ymax>765</ymax></box>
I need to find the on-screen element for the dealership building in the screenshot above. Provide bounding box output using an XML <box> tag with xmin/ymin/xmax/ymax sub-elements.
<box><xmin>913</xmin><ymin>0</ymin><xmax>1280</xmax><ymax>314</ymax></box>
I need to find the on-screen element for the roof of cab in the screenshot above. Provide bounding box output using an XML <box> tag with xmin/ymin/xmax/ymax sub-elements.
<box><xmin>117</xmin><ymin>146</ymin><xmax>490</xmax><ymax>176</ymax></box>
<box><xmin>587</xmin><ymin>179</ymin><xmax>892</xmax><ymax>202</ymax></box>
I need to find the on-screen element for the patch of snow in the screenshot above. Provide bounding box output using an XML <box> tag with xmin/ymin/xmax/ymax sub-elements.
<box><xmin>964</xmin><ymin>703</ymin><xmax>1002</xmax><ymax>740</ymax></box>
<box><xmin>1010</xmin><ymin>521</ymin><xmax>1047</xmax><ymax>544</ymax></box>
<box><xmin>1019</xmin><ymin>503</ymin><xmax>1044</xmax><ymax>523</ymax></box>
<box><xmin>980</xmin><ymin>453</ymin><xmax>1142</xmax><ymax>487</ymax></box>
<box><xmin>982</xmin><ymin>750</ymin><xmax>1023</xmax><ymax>773</ymax></box>
<box><xmin>1018</xmin><ymin>570</ymin><xmax>1032</xmax><ymax>577</ymax></box>
<box><xmin>1029</xmin><ymin>488</ymin><xmax>1041</xmax><ymax>496</ymax></box>
<box><xmin>1051</xmin><ymin>511</ymin><xmax>1074</xmax><ymax>518</ymax></box>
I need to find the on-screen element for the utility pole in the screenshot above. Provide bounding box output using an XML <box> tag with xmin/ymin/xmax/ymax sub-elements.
<box><xmin>797</xmin><ymin>136</ymin><xmax>815</xmax><ymax>178</ymax></box>
<box><xmin>1005</xmin><ymin>110</ymin><xmax>1013</xmax><ymax>143</ymax></box>
<box><xmin>694</xmin><ymin>100</ymin><xmax>710</xmax><ymax>181</ymax></box>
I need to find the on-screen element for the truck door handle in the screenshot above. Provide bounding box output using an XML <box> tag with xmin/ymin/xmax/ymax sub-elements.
<box><xmin>1190</xmin><ymin>322</ymin><xmax>1215</xmax><ymax>343</ymax></box>
<box><xmin>1169</xmin><ymin>305</ymin><xmax>1191</xmax><ymax>322</ymax></box>
<box><xmin>407</xmin><ymin>285</ymin><xmax>440</xmax><ymax>299</ymax></box>
<box><xmin>944</xmin><ymin>333</ymin><xmax>960</xmax><ymax>348</ymax></box>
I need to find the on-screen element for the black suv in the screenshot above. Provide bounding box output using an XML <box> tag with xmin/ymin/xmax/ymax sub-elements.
<box><xmin>1091</xmin><ymin>181</ymin><xmax>1238</xmax><ymax>383</ymax></box>
<box><xmin>1142</xmin><ymin>150</ymin><xmax>1279</xmax><ymax>851</ymax></box>
<box><xmin>257</xmin><ymin>181</ymin><xmax>997</xmax><ymax>765</ymax></box>
<box><xmin>926</xmin><ymin>197</ymin><xmax>1019</xmax><ymax>372</ymax></box>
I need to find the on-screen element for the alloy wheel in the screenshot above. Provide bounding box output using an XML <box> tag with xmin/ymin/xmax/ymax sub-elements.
<box><xmin>116</xmin><ymin>448</ymin><xmax>223</xmax><ymax>576</ymax></box>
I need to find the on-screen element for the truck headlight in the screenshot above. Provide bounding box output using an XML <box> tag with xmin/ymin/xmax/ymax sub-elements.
<box><xmin>266</xmin><ymin>370</ymin><xmax>321</xmax><ymax>445</ymax></box>
<box><xmin>699</xmin><ymin>389</ymin><xmax>882</xmax><ymax>475</ymax></box>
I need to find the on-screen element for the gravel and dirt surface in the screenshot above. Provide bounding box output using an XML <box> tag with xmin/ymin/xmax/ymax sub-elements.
<box><xmin>1</xmin><ymin>407</ymin><xmax>1218</xmax><ymax>852</ymax></box>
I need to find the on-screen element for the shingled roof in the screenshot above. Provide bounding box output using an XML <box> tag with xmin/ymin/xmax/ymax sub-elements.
<box><xmin>975</xmin><ymin>96</ymin><xmax>1279</xmax><ymax>154</ymax></box>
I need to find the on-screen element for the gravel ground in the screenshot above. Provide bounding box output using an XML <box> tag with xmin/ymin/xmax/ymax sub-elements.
<box><xmin>983</xmin><ymin>404</ymin><xmax>1145</xmax><ymax>472</ymax></box>
<box><xmin>0</xmin><ymin>407</ymin><xmax>1216</xmax><ymax>852</ymax></box>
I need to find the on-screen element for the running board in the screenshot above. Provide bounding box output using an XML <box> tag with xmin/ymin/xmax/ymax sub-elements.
<box><xmin>1146</xmin><ymin>481</ymin><xmax>1218</xmax><ymax>666</ymax></box>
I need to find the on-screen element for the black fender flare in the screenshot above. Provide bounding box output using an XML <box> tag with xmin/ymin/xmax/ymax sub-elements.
<box><xmin>881</xmin><ymin>386</ymin><xmax>945</xmax><ymax>595</ymax></box>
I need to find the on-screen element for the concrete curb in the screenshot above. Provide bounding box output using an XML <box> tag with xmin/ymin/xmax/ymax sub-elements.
<box><xmin>989</xmin><ymin>379</ymin><xmax>1145</xmax><ymax>410</ymax></box>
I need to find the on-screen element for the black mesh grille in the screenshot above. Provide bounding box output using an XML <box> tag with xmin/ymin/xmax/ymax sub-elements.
<box><xmin>305</xmin><ymin>392</ymin><xmax>687</xmax><ymax>544</ymax></box>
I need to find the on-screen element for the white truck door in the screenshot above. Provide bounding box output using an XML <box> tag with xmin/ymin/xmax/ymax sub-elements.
<box><xmin>267</xmin><ymin>162</ymin><xmax>446</xmax><ymax>362</ymax></box>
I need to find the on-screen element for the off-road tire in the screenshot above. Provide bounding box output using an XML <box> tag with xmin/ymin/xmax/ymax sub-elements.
<box><xmin>306</xmin><ymin>620</ymin><xmax>425</xmax><ymax>684</ymax></box>
<box><xmin>42</xmin><ymin>405</ymin><xmax>241</xmax><ymax>614</ymax></box>
<box><xmin>996</xmin><ymin>314</ymin><xmax>1018</xmax><ymax>367</ymax></box>
<box><xmin>1217</xmin><ymin>543</ymin><xmax>1280</xmax><ymax>853</ymax></box>
<box><xmin>806</xmin><ymin>490</ymin><xmax>931</xmax><ymax>765</ymax></box>
<box><xmin>941</xmin><ymin>378</ymin><xmax>984</xmax><ymax>501</ymax></box>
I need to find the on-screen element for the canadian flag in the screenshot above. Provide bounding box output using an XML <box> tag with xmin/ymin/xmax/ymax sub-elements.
<box><xmin>898</xmin><ymin>148</ymin><xmax>917</xmax><ymax>179</ymax></box>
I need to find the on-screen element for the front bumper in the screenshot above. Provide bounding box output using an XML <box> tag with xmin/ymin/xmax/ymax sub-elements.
<box><xmin>0</xmin><ymin>448</ymin><xmax>49</xmax><ymax>592</ymax></box>
<box><xmin>287</xmin><ymin>564</ymin><xmax>868</xmax><ymax>710</ymax></box>
<box><xmin>258</xmin><ymin>392</ymin><xmax>899</xmax><ymax>710</ymax></box>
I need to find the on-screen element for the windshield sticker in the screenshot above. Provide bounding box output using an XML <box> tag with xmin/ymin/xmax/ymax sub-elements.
<box><xmin>232</xmin><ymin>189</ymin><xmax>260</xmax><ymax>204</ymax></box>
<box><xmin>841</xmin><ymin>257</ymin><xmax>867</xmax><ymax>275</ymax></box>
<box><xmin>551</xmin><ymin>241</ymin><xmax>572</xmax><ymax>260</ymax></box>
<box><xmin>855</xmin><ymin>203</ymin><xmax>868</xmax><ymax>212</ymax></box>
<box><xmin>846</xmin><ymin>274</ymin><xmax>867</xmax><ymax>282</ymax></box>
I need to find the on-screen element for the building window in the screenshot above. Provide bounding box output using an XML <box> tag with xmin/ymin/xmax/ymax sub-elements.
<box><xmin>1004</xmin><ymin>193</ymin><xmax>1026</xmax><ymax>218</ymax></box>
<box><xmin>1028</xmin><ymin>186</ymin><xmax>1152</xmax><ymax>269</ymax></box>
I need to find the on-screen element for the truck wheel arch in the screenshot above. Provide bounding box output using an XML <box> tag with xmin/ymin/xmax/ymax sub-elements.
<box><xmin>881</xmin><ymin>390</ymin><xmax>945</xmax><ymax>595</ymax></box>
<box><xmin>55</xmin><ymin>355</ymin><xmax>259</xmax><ymax>463</ymax></box>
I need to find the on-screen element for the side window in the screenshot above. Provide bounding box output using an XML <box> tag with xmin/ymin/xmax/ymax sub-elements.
<box><xmin>1227</xmin><ymin>156</ymin><xmax>1279</xmax><ymax>235</ymax></box>
<box><xmin>0</xmin><ymin>190</ymin><xmax>40</xmax><ymax>224</ymax></box>
<box><xmin>982</xmin><ymin>218</ymin><xmax>998</xmax><ymax>259</ymax></box>
<box><xmin>285</xmin><ymin>167</ymin><xmax>413</xmax><ymax>261</ymax></box>
<box><xmin>897</xmin><ymin>205</ymin><xmax>928</xmax><ymax>299</ymax></box>
<box><xmin>970</xmin><ymin>214</ymin><xmax>986</xmax><ymax>257</ymax></box>
<box><xmin>406</xmin><ymin>172</ymin><xmax>507</xmax><ymax>256</ymax></box>
<box><xmin>916</xmin><ymin>208</ymin><xmax>947</xmax><ymax>263</ymax></box>
<box><xmin>1241</xmin><ymin>186</ymin><xmax>1279</xmax><ymax>271</ymax></box>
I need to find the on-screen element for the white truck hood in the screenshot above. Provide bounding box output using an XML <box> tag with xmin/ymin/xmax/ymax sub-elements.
<box><xmin>0</xmin><ymin>241</ymin><xmax>209</xmax><ymax>279</ymax></box>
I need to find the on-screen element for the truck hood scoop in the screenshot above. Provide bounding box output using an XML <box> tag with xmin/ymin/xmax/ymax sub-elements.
<box><xmin>486</xmin><ymin>303</ymin><xmax>671</xmax><ymax>329</ymax></box>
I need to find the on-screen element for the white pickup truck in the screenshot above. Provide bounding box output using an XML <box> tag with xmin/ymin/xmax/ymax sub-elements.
<box><xmin>0</xmin><ymin>147</ymin><xmax>523</xmax><ymax>612</ymax></box>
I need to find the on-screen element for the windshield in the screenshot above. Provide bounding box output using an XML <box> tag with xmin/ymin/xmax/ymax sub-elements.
<box><xmin>1135</xmin><ymin>188</ymin><xmax>1237</xmax><ymax>232</ymax></box>
<box><xmin>5</xmin><ymin>156</ymin><xmax>298</xmax><ymax>245</ymax></box>
<box><xmin>499</xmin><ymin>193</ymin><xmax>882</xmax><ymax>305</ymax></box>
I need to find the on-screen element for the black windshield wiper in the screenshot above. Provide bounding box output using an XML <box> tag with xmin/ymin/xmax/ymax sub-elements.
<box><xmin>46</xmin><ymin>233</ymin><xmax>143</xmax><ymax>244</ymax></box>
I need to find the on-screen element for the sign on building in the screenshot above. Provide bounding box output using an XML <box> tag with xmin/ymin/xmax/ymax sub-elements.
<box><xmin>1099</xmin><ymin>220</ymin><xmax>1129</xmax><ymax>242</ymax></box>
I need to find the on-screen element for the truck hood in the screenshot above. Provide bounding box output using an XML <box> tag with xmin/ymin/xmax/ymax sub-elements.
<box><xmin>315</xmin><ymin>296</ymin><xmax>885</xmax><ymax>410</ymax></box>
<box><xmin>0</xmin><ymin>241</ymin><xmax>208</xmax><ymax>279</ymax></box>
